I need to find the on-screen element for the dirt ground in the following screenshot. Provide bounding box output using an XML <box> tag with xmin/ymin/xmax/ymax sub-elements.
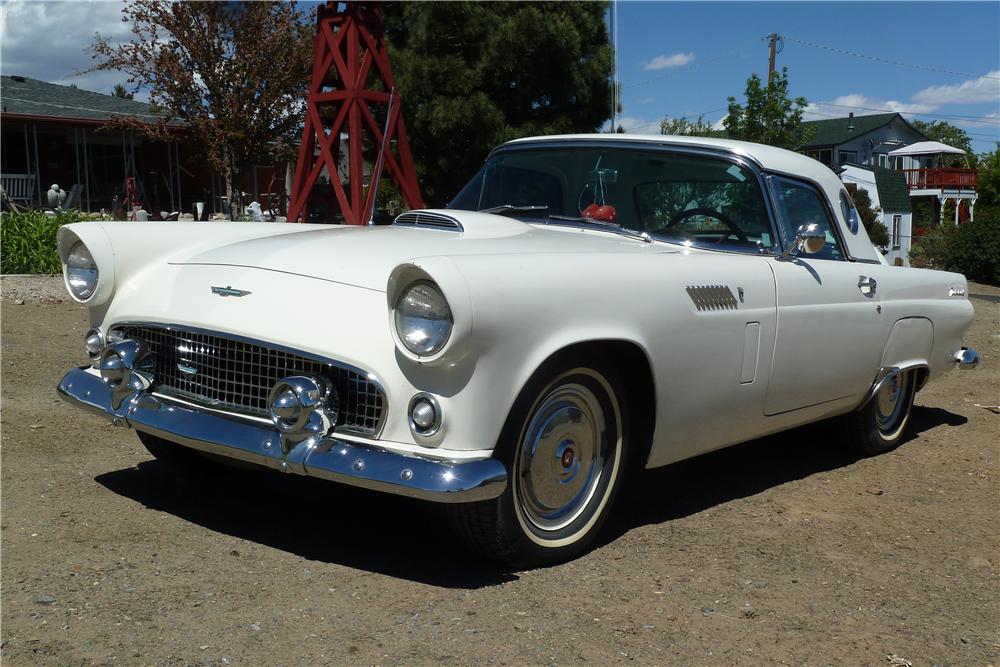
<box><xmin>2</xmin><ymin>276</ymin><xmax>998</xmax><ymax>666</ymax></box>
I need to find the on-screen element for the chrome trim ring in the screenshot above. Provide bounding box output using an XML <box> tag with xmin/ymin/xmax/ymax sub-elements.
<box><xmin>876</xmin><ymin>371</ymin><xmax>911</xmax><ymax>437</ymax></box>
<box><xmin>408</xmin><ymin>392</ymin><xmax>443</xmax><ymax>438</ymax></box>
<box><xmin>514</xmin><ymin>374</ymin><xmax>618</xmax><ymax>535</ymax></box>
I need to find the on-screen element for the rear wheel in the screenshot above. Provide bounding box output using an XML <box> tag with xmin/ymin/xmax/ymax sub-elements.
<box><xmin>840</xmin><ymin>370</ymin><xmax>917</xmax><ymax>456</ymax></box>
<box><xmin>449</xmin><ymin>354</ymin><xmax>628</xmax><ymax>568</ymax></box>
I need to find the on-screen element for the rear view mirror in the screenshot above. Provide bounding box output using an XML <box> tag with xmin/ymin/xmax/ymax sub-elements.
<box><xmin>779</xmin><ymin>224</ymin><xmax>826</xmax><ymax>259</ymax></box>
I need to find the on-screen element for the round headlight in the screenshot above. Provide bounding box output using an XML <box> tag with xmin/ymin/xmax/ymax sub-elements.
<box><xmin>65</xmin><ymin>241</ymin><xmax>99</xmax><ymax>300</ymax></box>
<box><xmin>394</xmin><ymin>281</ymin><xmax>453</xmax><ymax>356</ymax></box>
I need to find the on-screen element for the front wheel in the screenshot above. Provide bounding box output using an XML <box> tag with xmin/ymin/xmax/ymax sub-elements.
<box><xmin>449</xmin><ymin>354</ymin><xmax>628</xmax><ymax>568</ymax></box>
<box><xmin>840</xmin><ymin>369</ymin><xmax>917</xmax><ymax>456</ymax></box>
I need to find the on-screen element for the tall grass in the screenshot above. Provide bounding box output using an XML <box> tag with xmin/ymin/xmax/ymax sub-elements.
<box><xmin>0</xmin><ymin>210</ymin><xmax>92</xmax><ymax>274</ymax></box>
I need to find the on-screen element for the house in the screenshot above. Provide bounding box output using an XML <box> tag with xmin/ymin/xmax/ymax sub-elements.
<box><xmin>0</xmin><ymin>75</ymin><xmax>288</xmax><ymax>217</ymax></box>
<box><xmin>800</xmin><ymin>112</ymin><xmax>928</xmax><ymax>168</ymax></box>
<box><xmin>839</xmin><ymin>163</ymin><xmax>913</xmax><ymax>266</ymax></box>
<box><xmin>800</xmin><ymin>112</ymin><xmax>978</xmax><ymax>239</ymax></box>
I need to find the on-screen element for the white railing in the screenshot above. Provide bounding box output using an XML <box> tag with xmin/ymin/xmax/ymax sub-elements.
<box><xmin>0</xmin><ymin>173</ymin><xmax>36</xmax><ymax>203</ymax></box>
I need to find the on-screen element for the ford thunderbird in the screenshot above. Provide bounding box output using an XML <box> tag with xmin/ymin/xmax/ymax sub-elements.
<box><xmin>57</xmin><ymin>135</ymin><xmax>979</xmax><ymax>566</ymax></box>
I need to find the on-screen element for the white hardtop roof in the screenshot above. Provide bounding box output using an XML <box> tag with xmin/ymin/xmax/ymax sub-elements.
<box><xmin>504</xmin><ymin>133</ymin><xmax>837</xmax><ymax>183</ymax></box>
<box><xmin>888</xmin><ymin>140</ymin><xmax>966</xmax><ymax>157</ymax></box>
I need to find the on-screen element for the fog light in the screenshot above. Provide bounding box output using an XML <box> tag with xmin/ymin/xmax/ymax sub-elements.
<box><xmin>99</xmin><ymin>350</ymin><xmax>125</xmax><ymax>388</ymax></box>
<box><xmin>84</xmin><ymin>328</ymin><xmax>104</xmax><ymax>360</ymax></box>
<box><xmin>408</xmin><ymin>393</ymin><xmax>441</xmax><ymax>437</ymax></box>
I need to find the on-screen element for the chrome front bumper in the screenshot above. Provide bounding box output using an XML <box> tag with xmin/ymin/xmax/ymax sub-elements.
<box><xmin>57</xmin><ymin>367</ymin><xmax>507</xmax><ymax>503</ymax></box>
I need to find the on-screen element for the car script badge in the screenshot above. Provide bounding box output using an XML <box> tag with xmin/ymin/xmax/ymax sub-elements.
<box><xmin>211</xmin><ymin>285</ymin><xmax>252</xmax><ymax>297</ymax></box>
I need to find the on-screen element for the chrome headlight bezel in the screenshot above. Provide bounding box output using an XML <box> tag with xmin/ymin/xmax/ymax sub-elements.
<box><xmin>393</xmin><ymin>280</ymin><xmax>454</xmax><ymax>357</ymax></box>
<box><xmin>65</xmin><ymin>240</ymin><xmax>99</xmax><ymax>301</ymax></box>
<box><xmin>57</xmin><ymin>226</ymin><xmax>114</xmax><ymax>306</ymax></box>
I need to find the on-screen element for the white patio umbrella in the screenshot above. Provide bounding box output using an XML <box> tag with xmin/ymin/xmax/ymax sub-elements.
<box><xmin>887</xmin><ymin>141</ymin><xmax>966</xmax><ymax>157</ymax></box>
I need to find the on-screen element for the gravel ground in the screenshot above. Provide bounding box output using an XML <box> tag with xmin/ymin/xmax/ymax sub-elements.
<box><xmin>2</xmin><ymin>277</ymin><xmax>998</xmax><ymax>666</ymax></box>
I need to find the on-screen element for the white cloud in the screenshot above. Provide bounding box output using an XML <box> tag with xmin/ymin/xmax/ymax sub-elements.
<box><xmin>913</xmin><ymin>71</ymin><xmax>1000</xmax><ymax>105</ymax></box>
<box><xmin>643</xmin><ymin>52</ymin><xmax>695</xmax><ymax>71</ymax></box>
<box><xmin>636</xmin><ymin>96</ymin><xmax>655</xmax><ymax>104</ymax></box>
<box><xmin>803</xmin><ymin>94</ymin><xmax>938</xmax><ymax>121</ymax></box>
<box><xmin>0</xmin><ymin>0</ymin><xmax>133</xmax><ymax>94</ymax></box>
<box><xmin>711</xmin><ymin>115</ymin><xmax>727</xmax><ymax>131</ymax></box>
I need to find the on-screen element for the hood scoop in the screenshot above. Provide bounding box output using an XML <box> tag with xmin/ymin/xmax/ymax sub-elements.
<box><xmin>394</xmin><ymin>210</ymin><xmax>463</xmax><ymax>232</ymax></box>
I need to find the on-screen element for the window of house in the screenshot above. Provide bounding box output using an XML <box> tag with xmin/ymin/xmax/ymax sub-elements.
<box><xmin>838</xmin><ymin>150</ymin><xmax>858</xmax><ymax>165</ymax></box>
<box><xmin>892</xmin><ymin>215</ymin><xmax>902</xmax><ymax>249</ymax></box>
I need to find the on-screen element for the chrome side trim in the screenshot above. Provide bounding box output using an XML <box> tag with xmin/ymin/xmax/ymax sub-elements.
<box><xmin>856</xmin><ymin>363</ymin><xmax>929</xmax><ymax>411</ymax></box>
<box><xmin>57</xmin><ymin>368</ymin><xmax>506</xmax><ymax>504</ymax></box>
<box><xmin>955</xmin><ymin>347</ymin><xmax>980</xmax><ymax>370</ymax></box>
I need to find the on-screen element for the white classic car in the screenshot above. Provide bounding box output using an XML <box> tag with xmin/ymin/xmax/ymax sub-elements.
<box><xmin>57</xmin><ymin>135</ymin><xmax>979</xmax><ymax>567</ymax></box>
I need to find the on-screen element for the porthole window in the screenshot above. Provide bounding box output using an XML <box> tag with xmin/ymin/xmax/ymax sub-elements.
<box><xmin>840</xmin><ymin>191</ymin><xmax>861</xmax><ymax>234</ymax></box>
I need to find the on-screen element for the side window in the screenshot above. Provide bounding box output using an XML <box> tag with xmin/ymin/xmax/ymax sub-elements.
<box><xmin>770</xmin><ymin>177</ymin><xmax>844</xmax><ymax>261</ymax></box>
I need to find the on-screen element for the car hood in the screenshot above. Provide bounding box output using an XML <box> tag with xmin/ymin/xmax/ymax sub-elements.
<box><xmin>174</xmin><ymin>210</ymin><xmax>671</xmax><ymax>291</ymax></box>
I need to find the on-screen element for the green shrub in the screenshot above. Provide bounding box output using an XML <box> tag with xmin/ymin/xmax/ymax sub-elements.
<box><xmin>944</xmin><ymin>216</ymin><xmax>1000</xmax><ymax>286</ymax></box>
<box><xmin>0</xmin><ymin>209</ymin><xmax>91</xmax><ymax>274</ymax></box>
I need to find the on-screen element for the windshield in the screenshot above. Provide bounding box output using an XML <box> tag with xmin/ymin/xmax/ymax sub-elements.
<box><xmin>449</xmin><ymin>146</ymin><xmax>775</xmax><ymax>252</ymax></box>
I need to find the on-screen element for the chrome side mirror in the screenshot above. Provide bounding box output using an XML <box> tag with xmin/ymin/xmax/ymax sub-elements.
<box><xmin>779</xmin><ymin>224</ymin><xmax>826</xmax><ymax>260</ymax></box>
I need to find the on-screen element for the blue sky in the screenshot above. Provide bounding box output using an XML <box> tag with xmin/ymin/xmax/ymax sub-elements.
<box><xmin>2</xmin><ymin>1</ymin><xmax>997</xmax><ymax>152</ymax></box>
<box><xmin>609</xmin><ymin>2</ymin><xmax>999</xmax><ymax>152</ymax></box>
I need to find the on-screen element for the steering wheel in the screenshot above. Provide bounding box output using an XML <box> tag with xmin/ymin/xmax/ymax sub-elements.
<box><xmin>664</xmin><ymin>207</ymin><xmax>749</xmax><ymax>244</ymax></box>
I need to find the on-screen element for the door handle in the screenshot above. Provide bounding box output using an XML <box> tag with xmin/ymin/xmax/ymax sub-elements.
<box><xmin>858</xmin><ymin>275</ymin><xmax>877</xmax><ymax>296</ymax></box>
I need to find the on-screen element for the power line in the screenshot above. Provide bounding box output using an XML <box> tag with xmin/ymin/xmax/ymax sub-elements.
<box><xmin>785</xmin><ymin>36</ymin><xmax>1000</xmax><ymax>81</ymax></box>
<box><xmin>815</xmin><ymin>102</ymin><xmax>1000</xmax><ymax>124</ymax></box>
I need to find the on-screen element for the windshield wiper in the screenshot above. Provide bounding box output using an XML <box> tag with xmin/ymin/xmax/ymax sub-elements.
<box><xmin>480</xmin><ymin>204</ymin><xmax>652</xmax><ymax>244</ymax></box>
<box><xmin>480</xmin><ymin>204</ymin><xmax>550</xmax><ymax>217</ymax></box>
<box><xmin>543</xmin><ymin>215</ymin><xmax>652</xmax><ymax>244</ymax></box>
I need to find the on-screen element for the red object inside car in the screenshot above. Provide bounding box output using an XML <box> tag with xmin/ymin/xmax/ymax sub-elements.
<box><xmin>581</xmin><ymin>203</ymin><xmax>617</xmax><ymax>224</ymax></box>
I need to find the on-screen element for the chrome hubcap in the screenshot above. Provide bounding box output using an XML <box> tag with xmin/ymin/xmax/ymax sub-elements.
<box><xmin>876</xmin><ymin>373</ymin><xmax>910</xmax><ymax>434</ymax></box>
<box><xmin>517</xmin><ymin>383</ymin><xmax>607</xmax><ymax>532</ymax></box>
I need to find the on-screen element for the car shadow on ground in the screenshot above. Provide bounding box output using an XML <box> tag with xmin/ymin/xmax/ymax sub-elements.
<box><xmin>603</xmin><ymin>404</ymin><xmax>967</xmax><ymax>543</ymax></box>
<box><xmin>95</xmin><ymin>405</ymin><xmax>966</xmax><ymax>587</ymax></box>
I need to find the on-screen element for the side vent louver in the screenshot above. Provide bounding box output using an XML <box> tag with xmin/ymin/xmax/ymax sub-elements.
<box><xmin>393</xmin><ymin>211</ymin><xmax>464</xmax><ymax>232</ymax></box>
<box><xmin>686</xmin><ymin>285</ymin><xmax>739</xmax><ymax>311</ymax></box>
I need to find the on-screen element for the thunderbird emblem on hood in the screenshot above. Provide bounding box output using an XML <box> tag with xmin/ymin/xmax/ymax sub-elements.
<box><xmin>211</xmin><ymin>285</ymin><xmax>252</xmax><ymax>297</ymax></box>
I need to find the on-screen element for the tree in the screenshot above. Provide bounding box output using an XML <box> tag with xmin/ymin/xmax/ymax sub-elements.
<box><xmin>659</xmin><ymin>115</ymin><xmax>715</xmax><ymax>137</ymax></box>
<box><xmin>723</xmin><ymin>67</ymin><xmax>810</xmax><ymax>149</ymax></box>
<box><xmin>382</xmin><ymin>1</ymin><xmax>613</xmax><ymax>205</ymax></box>
<box><xmin>851</xmin><ymin>188</ymin><xmax>889</xmax><ymax>250</ymax></box>
<box><xmin>911</xmin><ymin>120</ymin><xmax>974</xmax><ymax>165</ymax></box>
<box><xmin>90</xmin><ymin>1</ymin><xmax>314</xmax><ymax>209</ymax></box>
<box><xmin>112</xmin><ymin>83</ymin><xmax>134</xmax><ymax>100</ymax></box>
<box><xmin>974</xmin><ymin>145</ymin><xmax>1000</xmax><ymax>209</ymax></box>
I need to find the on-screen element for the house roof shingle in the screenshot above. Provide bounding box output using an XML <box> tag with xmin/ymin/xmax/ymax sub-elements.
<box><xmin>872</xmin><ymin>165</ymin><xmax>912</xmax><ymax>214</ymax></box>
<box><xmin>801</xmin><ymin>113</ymin><xmax>903</xmax><ymax>148</ymax></box>
<box><xmin>845</xmin><ymin>162</ymin><xmax>912</xmax><ymax>213</ymax></box>
<box><xmin>0</xmin><ymin>75</ymin><xmax>166</xmax><ymax>123</ymax></box>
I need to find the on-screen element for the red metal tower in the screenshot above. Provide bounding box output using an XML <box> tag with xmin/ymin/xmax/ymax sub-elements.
<box><xmin>288</xmin><ymin>2</ymin><xmax>423</xmax><ymax>224</ymax></box>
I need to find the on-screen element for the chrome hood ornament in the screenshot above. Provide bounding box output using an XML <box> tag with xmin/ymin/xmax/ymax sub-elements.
<box><xmin>211</xmin><ymin>285</ymin><xmax>252</xmax><ymax>297</ymax></box>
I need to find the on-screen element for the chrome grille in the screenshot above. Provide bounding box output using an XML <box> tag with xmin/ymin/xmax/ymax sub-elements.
<box><xmin>111</xmin><ymin>325</ymin><xmax>384</xmax><ymax>436</ymax></box>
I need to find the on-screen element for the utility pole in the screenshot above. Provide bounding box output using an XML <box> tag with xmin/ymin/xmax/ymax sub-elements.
<box><xmin>766</xmin><ymin>32</ymin><xmax>779</xmax><ymax>90</ymax></box>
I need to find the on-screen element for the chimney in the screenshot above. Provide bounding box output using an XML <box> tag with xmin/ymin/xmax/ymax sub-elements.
<box><xmin>848</xmin><ymin>112</ymin><xmax>855</xmax><ymax>132</ymax></box>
